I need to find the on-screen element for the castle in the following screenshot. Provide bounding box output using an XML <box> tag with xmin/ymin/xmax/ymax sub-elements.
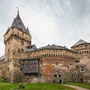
<box><xmin>0</xmin><ymin>10</ymin><xmax>90</xmax><ymax>83</ymax></box>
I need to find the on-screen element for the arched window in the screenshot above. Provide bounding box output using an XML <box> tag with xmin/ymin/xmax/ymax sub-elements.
<box><xmin>19</xmin><ymin>22</ymin><xmax>21</xmax><ymax>25</ymax></box>
<box><xmin>21</xmin><ymin>49</ymin><xmax>24</xmax><ymax>53</ymax></box>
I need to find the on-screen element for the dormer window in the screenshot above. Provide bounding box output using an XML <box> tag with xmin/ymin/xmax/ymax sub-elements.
<box><xmin>19</xmin><ymin>22</ymin><xmax>21</xmax><ymax>25</ymax></box>
<box><xmin>22</xmin><ymin>32</ymin><xmax>24</xmax><ymax>35</ymax></box>
<box><xmin>20</xmin><ymin>28</ymin><xmax>23</xmax><ymax>30</ymax></box>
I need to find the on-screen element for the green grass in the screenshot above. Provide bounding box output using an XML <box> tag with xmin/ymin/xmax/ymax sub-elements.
<box><xmin>67</xmin><ymin>82</ymin><xmax>90</xmax><ymax>89</ymax></box>
<box><xmin>0</xmin><ymin>83</ymin><xmax>75</xmax><ymax>90</ymax></box>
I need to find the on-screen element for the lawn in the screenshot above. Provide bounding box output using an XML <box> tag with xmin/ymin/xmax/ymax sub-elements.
<box><xmin>67</xmin><ymin>82</ymin><xmax>90</xmax><ymax>89</ymax></box>
<box><xmin>0</xmin><ymin>83</ymin><xmax>75</xmax><ymax>90</ymax></box>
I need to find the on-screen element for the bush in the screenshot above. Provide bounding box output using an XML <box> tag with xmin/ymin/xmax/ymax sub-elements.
<box><xmin>0</xmin><ymin>78</ymin><xmax>8</xmax><ymax>83</ymax></box>
<box><xmin>18</xmin><ymin>83</ymin><xmax>25</xmax><ymax>89</ymax></box>
<box><xmin>13</xmin><ymin>71</ymin><xmax>23</xmax><ymax>83</ymax></box>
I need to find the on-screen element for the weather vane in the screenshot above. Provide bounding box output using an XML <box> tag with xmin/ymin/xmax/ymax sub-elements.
<box><xmin>16</xmin><ymin>7</ymin><xmax>19</xmax><ymax>14</ymax></box>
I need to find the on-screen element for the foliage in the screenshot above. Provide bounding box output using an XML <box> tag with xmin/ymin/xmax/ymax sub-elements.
<box><xmin>18</xmin><ymin>83</ymin><xmax>25</xmax><ymax>89</ymax></box>
<box><xmin>0</xmin><ymin>78</ymin><xmax>8</xmax><ymax>83</ymax></box>
<box><xmin>67</xmin><ymin>82</ymin><xmax>90</xmax><ymax>89</ymax></box>
<box><xmin>13</xmin><ymin>71</ymin><xmax>23</xmax><ymax>83</ymax></box>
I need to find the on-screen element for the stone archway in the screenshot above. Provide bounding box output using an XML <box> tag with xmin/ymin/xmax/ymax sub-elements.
<box><xmin>80</xmin><ymin>78</ymin><xmax>83</xmax><ymax>82</ymax></box>
<box><xmin>59</xmin><ymin>80</ymin><xmax>62</xmax><ymax>84</ymax></box>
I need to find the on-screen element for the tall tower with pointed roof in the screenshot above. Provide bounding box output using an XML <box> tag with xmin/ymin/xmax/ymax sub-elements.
<box><xmin>4</xmin><ymin>10</ymin><xmax>31</xmax><ymax>81</ymax></box>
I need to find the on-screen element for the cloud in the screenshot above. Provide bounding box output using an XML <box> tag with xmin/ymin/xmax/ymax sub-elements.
<box><xmin>0</xmin><ymin>0</ymin><xmax>90</xmax><ymax>56</ymax></box>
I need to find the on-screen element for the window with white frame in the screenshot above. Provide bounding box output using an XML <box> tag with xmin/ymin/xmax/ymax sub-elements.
<box><xmin>80</xmin><ymin>66</ymin><xmax>86</xmax><ymax>72</ymax></box>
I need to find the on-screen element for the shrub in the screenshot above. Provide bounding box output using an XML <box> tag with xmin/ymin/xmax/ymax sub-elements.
<box><xmin>18</xmin><ymin>83</ymin><xmax>25</xmax><ymax>89</ymax></box>
<box><xmin>0</xmin><ymin>78</ymin><xmax>8</xmax><ymax>83</ymax></box>
<box><xmin>13</xmin><ymin>71</ymin><xmax>23</xmax><ymax>83</ymax></box>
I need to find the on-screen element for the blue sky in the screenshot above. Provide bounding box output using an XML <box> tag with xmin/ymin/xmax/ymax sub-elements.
<box><xmin>0</xmin><ymin>0</ymin><xmax>90</xmax><ymax>56</ymax></box>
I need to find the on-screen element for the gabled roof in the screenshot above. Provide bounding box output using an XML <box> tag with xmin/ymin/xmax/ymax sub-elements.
<box><xmin>71</xmin><ymin>39</ymin><xmax>87</xmax><ymax>47</ymax></box>
<box><xmin>5</xmin><ymin>14</ymin><xmax>31</xmax><ymax>36</ymax></box>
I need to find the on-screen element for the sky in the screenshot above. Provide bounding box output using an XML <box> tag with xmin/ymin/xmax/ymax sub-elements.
<box><xmin>0</xmin><ymin>0</ymin><xmax>90</xmax><ymax>56</ymax></box>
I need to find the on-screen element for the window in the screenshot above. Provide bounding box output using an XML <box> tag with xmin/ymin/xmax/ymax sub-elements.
<box><xmin>80</xmin><ymin>66</ymin><xmax>86</xmax><ymax>72</ymax></box>
<box><xmin>59</xmin><ymin>74</ymin><xmax>61</xmax><ymax>77</ymax></box>
<box><xmin>20</xmin><ymin>67</ymin><xmax>22</xmax><ymax>71</ymax></box>
<box><xmin>8</xmin><ymin>49</ymin><xmax>10</xmax><ymax>53</ymax></box>
<box><xmin>85</xmin><ymin>45</ymin><xmax>88</xmax><ymax>48</ymax></box>
<box><xmin>72</xmin><ymin>74</ymin><xmax>75</xmax><ymax>77</ymax></box>
<box><xmin>54</xmin><ymin>74</ymin><xmax>57</xmax><ymax>77</ymax></box>
<box><xmin>21</xmin><ymin>49</ymin><xmax>24</xmax><ymax>53</ymax></box>
<box><xmin>13</xmin><ymin>50</ymin><xmax>15</xmax><ymax>55</ymax></box>
<box><xmin>39</xmin><ymin>74</ymin><xmax>42</xmax><ymax>77</ymax></box>
<box><xmin>21</xmin><ymin>41</ymin><xmax>24</xmax><ymax>45</ymax></box>
<box><xmin>20</xmin><ymin>28</ymin><xmax>23</xmax><ymax>30</ymax></box>
<box><xmin>75</xmin><ymin>60</ymin><xmax>79</xmax><ymax>63</ymax></box>
<box><xmin>8</xmin><ymin>67</ymin><xmax>9</xmax><ymax>71</ymax></box>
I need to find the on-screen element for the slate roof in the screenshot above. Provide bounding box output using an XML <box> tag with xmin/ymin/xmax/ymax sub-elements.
<box><xmin>38</xmin><ymin>44</ymin><xmax>66</xmax><ymax>50</ymax></box>
<box><xmin>38</xmin><ymin>44</ymin><xmax>74</xmax><ymax>52</ymax></box>
<box><xmin>71</xmin><ymin>39</ymin><xmax>87</xmax><ymax>47</ymax></box>
<box><xmin>27</xmin><ymin>44</ymin><xmax>75</xmax><ymax>53</ymax></box>
<box><xmin>5</xmin><ymin>14</ymin><xmax>31</xmax><ymax>36</ymax></box>
<box><xmin>0</xmin><ymin>55</ymin><xmax>5</xmax><ymax>61</ymax></box>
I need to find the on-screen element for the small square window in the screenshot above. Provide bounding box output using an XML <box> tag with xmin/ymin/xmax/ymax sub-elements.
<box><xmin>54</xmin><ymin>74</ymin><xmax>57</xmax><ymax>77</ymax></box>
<box><xmin>80</xmin><ymin>66</ymin><xmax>86</xmax><ymax>72</ymax></box>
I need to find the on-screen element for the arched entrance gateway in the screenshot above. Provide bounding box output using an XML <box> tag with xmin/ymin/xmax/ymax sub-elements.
<box><xmin>59</xmin><ymin>80</ymin><xmax>63</xmax><ymax>84</ymax></box>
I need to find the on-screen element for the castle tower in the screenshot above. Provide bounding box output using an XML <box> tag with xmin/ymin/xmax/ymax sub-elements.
<box><xmin>4</xmin><ymin>9</ymin><xmax>31</xmax><ymax>82</ymax></box>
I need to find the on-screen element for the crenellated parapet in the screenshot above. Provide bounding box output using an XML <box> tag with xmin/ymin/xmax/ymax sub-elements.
<box><xmin>24</xmin><ymin>49</ymin><xmax>79</xmax><ymax>60</ymax></box>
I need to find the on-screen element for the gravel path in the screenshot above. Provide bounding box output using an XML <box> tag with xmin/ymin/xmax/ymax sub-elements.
<box><xmin>64</xmin><ymin>84</ymin><xmax>89</xmax><ymax>90</ymax></box>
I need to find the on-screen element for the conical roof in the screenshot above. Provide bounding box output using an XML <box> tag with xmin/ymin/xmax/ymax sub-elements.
<box><xmin>5</xmin><ymin>14</ymin><xmax>30</xmax><ymax>36</ymax></box>
<box><xmin>72</xmin><ymin>39</ymin><xmax>87</xmax><ymax>47</ymax></box>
